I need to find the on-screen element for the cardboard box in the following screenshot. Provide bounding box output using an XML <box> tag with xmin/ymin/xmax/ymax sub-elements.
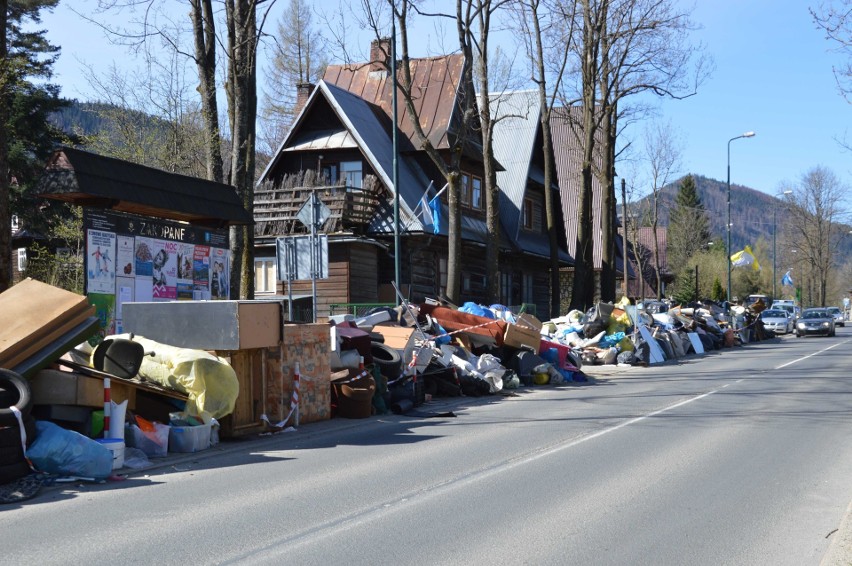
<box><xmin>372</xmin><ymin>324</ymin><xmax>416</xmax><ymax>349</ymax></box>
<box><xmin>504</xmin><ymin>314</ymin><xmax>543</xmax><ymax>351</ymax></box>
<box><xmin>30</xmin><ymin>369</ymin><xmax>136</xmax><ymax>409</ymax></box>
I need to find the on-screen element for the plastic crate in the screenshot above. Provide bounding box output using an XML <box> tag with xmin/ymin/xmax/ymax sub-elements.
<box><xmin>168</xmin><ymin>423</ymin><xmax>212</xmax><ymax>453</ymax></box>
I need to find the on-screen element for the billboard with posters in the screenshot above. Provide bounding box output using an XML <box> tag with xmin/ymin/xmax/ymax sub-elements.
<box><xmin>83</xmin><ymin>209</ymin><xmax>230</xmax><ymax>336</ymax></box>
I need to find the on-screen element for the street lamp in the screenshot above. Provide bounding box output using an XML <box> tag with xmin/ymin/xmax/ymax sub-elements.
<box><xmin>772</xmin><ymin>190</ymin><xmax>793</xmax><ymax>299</ymax></box>
<box><xmin>726</xmin><ymin>131</ymin><xmax>756</xmax><ymax>307</ymax></box>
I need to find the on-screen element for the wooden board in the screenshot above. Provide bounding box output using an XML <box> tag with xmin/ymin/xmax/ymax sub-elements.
<box><xmin>0</xmin><ymin>278</ymin><xmax>95</xmax><ymax>367</ymax></box>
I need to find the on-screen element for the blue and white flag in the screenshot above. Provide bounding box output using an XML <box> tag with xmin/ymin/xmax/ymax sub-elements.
<box><xmin>781</xmin><ymin>270</ymin><xmax>794</xmax><ymax>287</ymax></box>
<box><xmin>418</xmin><ymin>193</ymin><xmax>434</xmax><ymax>231</ymax></box>
<box><xmin>428</xmin><ymin>195</ymin><xmax>441</xmax><ymax>235</ymax></box>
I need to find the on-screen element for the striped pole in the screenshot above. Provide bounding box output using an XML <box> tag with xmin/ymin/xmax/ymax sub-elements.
<box><xmin>292</xmin><ymin>363</ymin><xmax>300</xmax><ymax>427</ymax></box>
<box><xmin>103</xmin><ymin>378</ymin><xmax>111</xmax><ymax>438</ymax></box>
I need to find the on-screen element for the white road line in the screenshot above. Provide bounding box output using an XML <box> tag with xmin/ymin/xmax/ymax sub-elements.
<box><xmin>774</xmin><ymin>338</ymin><xmax>852</xmax><ymax>370</ymax></box>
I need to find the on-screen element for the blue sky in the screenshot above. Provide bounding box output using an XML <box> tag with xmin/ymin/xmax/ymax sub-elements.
<box><xmin>39</xmin><ymin>1</ymin><xmax>851</xmax><ymax>199</ymax></box>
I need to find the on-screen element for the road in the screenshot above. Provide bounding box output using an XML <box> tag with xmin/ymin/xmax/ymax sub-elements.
<box><xmin>3</xmin><ymin>328</ymin><xmax>852</xmax><ymax>565</ymax></box>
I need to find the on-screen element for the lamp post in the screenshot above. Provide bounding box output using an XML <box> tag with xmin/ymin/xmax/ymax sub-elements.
<box><xmin>726</xmin><ymin>131</ymin><xmax>756</xmax><ymax>307</ymax></box>
<box><xmin>772</xmin><ymin>190</ymin><xmax>793</xmax><ymax>300</ymax></box>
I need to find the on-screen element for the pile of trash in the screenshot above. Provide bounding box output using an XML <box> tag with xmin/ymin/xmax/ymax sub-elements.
<box><xmin>329</xmin><ymin>296</ymin><xmax>775</xmax><ymax>410</ymax></box>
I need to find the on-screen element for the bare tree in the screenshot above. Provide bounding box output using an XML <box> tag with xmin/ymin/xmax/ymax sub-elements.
<box><xmin>259</xmin><ymin>0</ymin><xmax>328</xmax><ymax>157</ymax></box>
<box><xmin>93</xmin><ymin>0</ymin><xmax>278</xmax><ymax>299</ymax></box>
<box><xmin>780</xmin><ymin>166</ymin><xmax>848</xmax><ymax>306</ymax></box>
<box><xmin>516</xmin><ymin>0</ymin><xmax>576</xmax><ymax>318</ymax></box>
<box><xmin>642</xmin><ymin>120</ymin><xmax>680</xmax><ymax>299</ymax></box>
<box><xmin>812</xmin><ymin>0</ymin><xmax>852</xmax><ymax>102</ymax></box>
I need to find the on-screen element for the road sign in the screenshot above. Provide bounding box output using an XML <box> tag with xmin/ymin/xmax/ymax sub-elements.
<box><xmin>276</xmin><ymin>235</ymin><xmax>328</xmax><ymax>281</ymax></box>
<box><xmin>296</xmin><ymin>192</ymin><xmax>331</xmax><ymax>229</ymax></box>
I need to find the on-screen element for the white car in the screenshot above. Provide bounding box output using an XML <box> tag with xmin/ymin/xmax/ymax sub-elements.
<box><xmin>760</xmin><ymin>309</ymin><xmax>794</xmax><ymax>334</ymax></box>
<box><xmin>826</xmin><ymin>306</ymin><xmax>845</xmax><ymax>327</ymax></box>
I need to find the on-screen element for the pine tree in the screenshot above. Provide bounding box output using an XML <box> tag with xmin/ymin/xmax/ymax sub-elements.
<box><xmin>667</xmin><ymin>174</ymin><xmax>711</xmax><ymax>275</ymax></box>
<box><xmin>711</xmin><ymin>277</ymin><xmax>725</xmax><ymax>303</ymax></box>
<box><xmin>1</xmin><ymin>0</ymin><xmax>75</xmax><ymax>290</ymax></box>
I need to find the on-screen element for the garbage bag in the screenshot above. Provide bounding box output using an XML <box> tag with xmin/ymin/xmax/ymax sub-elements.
<box><xmin>27</xmin><ymin>421</ymin><xmax>113</xmax><ymax>479</ymax></box>
<box><xmin>459</xmin><ymin>302</ymin><xmax>495</xmax><ymax>319</ymax></box>
<box><xmin>106</xmin><ymin>334</ymin><xmax>239</xmax><ymax>419</ymax></box>
<box><xmin>582</xmin><ymin>318</ymin><xmax>607</xmax><ymax>339</ymax></box>
<box><xmin>617</xmin><ymin>350</ymin><xmax>636</xmax><ymax>365</ymax></box>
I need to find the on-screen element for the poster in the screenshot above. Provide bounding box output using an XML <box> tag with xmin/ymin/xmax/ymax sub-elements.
<box><xmin>88</xmin><ymin>293</ymin><xmax>116</xmax><ymax>338</ymax></box>
<box><xmin>210</xmin><ymin>248</ymin><xmax>230</xmax><ymax>300</ymax></box>
<box><xmin>177</xmin><ymin>243</ymin><xmax>195</xmax><ymax>281</ymax></box>
<box><xmin>87</xmin><ymin>230</ymin><xmax>116</xmax><ymax>294</ymax></box>
<box><xmin>192</xmin><ymin>245</ymin><xmax>211</xmax><ymax>300</ymax></box>
<box><xmin>116</xmin><ymin>236</ymin><xmax>135</xmax><ymax>277</ymax></box>
<box><xmin>152</xmin><ymin>239</ymin><xmax>179</xmax><ymax>300</ymax></box>
<box><xmin>135</xmin><ymin>237</ymin><xmax>154</xmax><ymax>277</ymax></box>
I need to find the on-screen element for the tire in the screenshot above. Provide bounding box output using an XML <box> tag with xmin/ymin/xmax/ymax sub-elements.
<box><xmin>370</xmin><ymin>342</ymin><xmax>402</xmax><ymax>378</ymax></box>
<box><xmin>0</xmin><ymin>369</ymin><xmax>32</xmax><ymax>426</ymax></box>
<box><xmin>0</xmin><ymin>416</ymin><xmax>35</xmax><ymax>449</ymax></box>
<box><xmin>0</xmin><ymin>460</ymin><xmax>30</xmax><ymax>485</ymax></box>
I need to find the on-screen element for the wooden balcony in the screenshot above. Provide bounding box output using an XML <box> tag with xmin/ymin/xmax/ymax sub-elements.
<box><xmin>254</xmin><ymin>174</ymin><xmax>384</xmax><ymax>237</ymax></box>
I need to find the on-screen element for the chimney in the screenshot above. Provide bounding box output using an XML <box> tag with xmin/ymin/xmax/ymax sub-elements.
<box><xmin>295</xmin><ymin>82</ymin><xmax>314</xmax><ymax>115</ymax></box>
<box><xmin>370</xmin><ymin>37</ymin><xmax>391</xmax><ymax>72</ymax></box>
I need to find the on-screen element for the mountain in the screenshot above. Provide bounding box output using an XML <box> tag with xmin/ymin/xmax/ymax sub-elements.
<box><xmin>633</xmin><ymin>174</ymin><xmax>852</xmax><ymax>269</ymax></box>
<box><xmin>635</xmin><ymin>174</ymin><xmax>781</xmax><ymax>250</ymax></box>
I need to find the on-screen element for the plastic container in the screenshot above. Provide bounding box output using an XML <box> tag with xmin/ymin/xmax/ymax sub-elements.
<box><xmin>169</xmin><ymin>422</ymin><xmax>213</xmax><ymax>453</ymax></box>
<box><xmin>96</xmin><ymin>438</ymin><xmax>125</xmax><ymax>470</ymax></box>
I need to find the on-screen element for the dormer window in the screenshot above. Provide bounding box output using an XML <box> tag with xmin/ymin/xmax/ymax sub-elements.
<box><xmin>11</xmin><ymin>214</ymin><xmax>19</xmax><ymax>233</ymax></box>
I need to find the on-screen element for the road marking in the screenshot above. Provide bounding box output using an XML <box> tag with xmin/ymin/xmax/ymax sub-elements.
<box><xmin>774</xmin><ymin>338</ymin><xmax>852</xmax><ymax>370</ymax></box>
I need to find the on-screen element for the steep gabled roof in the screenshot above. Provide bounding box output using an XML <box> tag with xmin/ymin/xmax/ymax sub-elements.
<box><xmin>488</xmin><ymin>90</ymin><xmax>571</xmax><ymax>264</ymax></box>
<box><xmin>324</xmin><ymin>54</ymin><xmax>465</xmax><ymax>151</ymax></box>
<box><xmin>35</xmin><ymin>147</ymin><xmax>251</xmax><ymax>227</ymax></box>
<box><xmin>550</xmin><ymin>107</ymin><xmax>607</xmax><ymax>269</ymax></box>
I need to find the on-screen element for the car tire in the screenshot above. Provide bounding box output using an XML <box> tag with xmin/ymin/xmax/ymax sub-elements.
<box><xmin>0</xmin><ymin>369</ymin><xmax>32</xmax><ymax>426</ymax></box>
<box><xmin>370</xmin><ymin>342</ymin><xmax>402</xmax><ymax>378</ymax></box>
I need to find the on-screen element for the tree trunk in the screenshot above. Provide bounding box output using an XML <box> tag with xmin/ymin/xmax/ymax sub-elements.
<box><xmin>225</xmin><ymin>1</ymin><xmax>258</xmax><ymax>300</ymax></box>
<box><xmin>571</xmin><ymin>0</ymin><xmax>601</xmax><ymax>311</ymax></box>
<box><xmin>0</xmin><ymin>0</ymin><xmax>9</xmax><ymax>292</ymax></box>
<box><xmin>190</xmin><ymin>0</ymin><xmax>224</xmax><ymax>184</ymax></box>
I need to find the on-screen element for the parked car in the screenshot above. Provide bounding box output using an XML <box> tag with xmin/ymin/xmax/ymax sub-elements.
<box><xmin>795</xmin><ymin>308</ymin><xmax>836</xmax><ymax>337</ymax></box>
<box><xmin>773</xmin><ymin>303</ymin><xmax>801</xmax><ymax>320</ymax></box>
<box><xmin>826</xmin><ymin>306</ymin><xmax>845</xmax><ymax>327</ymax></box>
<box><xmin>760</xmin><ymin>309</ymin><xmax>794</xmax><ymax>334</ymax></box>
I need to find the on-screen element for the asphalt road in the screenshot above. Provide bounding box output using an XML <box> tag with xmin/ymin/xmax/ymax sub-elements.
<box><xmin>3</xmin><ymin>328</ymin><xmax>852</xmax><ymax>565</ymax></box>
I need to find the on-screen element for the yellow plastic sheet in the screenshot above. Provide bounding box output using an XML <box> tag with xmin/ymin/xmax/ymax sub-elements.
<box><xmin>103</xmin><ymin>334</ymin><xmax>239</xmax><ymax>419</ymax></box>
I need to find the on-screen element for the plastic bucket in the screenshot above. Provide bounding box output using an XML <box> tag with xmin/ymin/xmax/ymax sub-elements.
<box><xmin>96</xmin><ymin>438</ymin><xmax>125</xmax><ymax>470</ymax></box>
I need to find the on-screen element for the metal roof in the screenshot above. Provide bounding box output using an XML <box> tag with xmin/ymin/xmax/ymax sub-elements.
<box><xmin>323</xmin><ymin>54</ymin><xmax>465</xmax><ymax>151</ymax></box>
<box><xmin>35</xmin><ymin>147</ymin><xmax>252</xmax><ymax>227</ymax></box>
<box><xmin>550</xmin><ymin>107</ymin><xmax>607</xmax><ymax>269</ymax></box>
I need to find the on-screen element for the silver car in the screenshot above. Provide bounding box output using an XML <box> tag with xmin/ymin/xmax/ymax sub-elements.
<box><xmin>795</xmin><ymin>308</ymin><xmax>836</xmax><ymax>337</ymax></box>
<box><xmin>760</xmin><ymin>309</ymin><xmax>794</xmax><ymax>334</ymax></box>
<box><xmin>826</xmin><ymin>306</ymin><xmax>845</xmax><ymax>327</ymax></box>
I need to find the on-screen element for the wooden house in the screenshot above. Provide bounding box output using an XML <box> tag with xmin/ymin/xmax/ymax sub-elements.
<box><xmin>256</xmin><ymin>42</ymin><xmax>572</xmax><ymax>320</ymax></box>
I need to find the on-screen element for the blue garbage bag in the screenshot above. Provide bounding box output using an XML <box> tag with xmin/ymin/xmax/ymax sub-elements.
<box><xmin>459</xmin><ymin>302</ymin><xmax>495</xmax><ymax>319</ymax></box>
<box><xmin>26</xmin><ymin>421</ymin><xmax>113</xmax><ymax>479</ymax></box>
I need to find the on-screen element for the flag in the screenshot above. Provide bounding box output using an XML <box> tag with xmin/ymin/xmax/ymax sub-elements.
<box><xmin>781</xmin><ymin>270</ymin><xmax>794</xmax><ymax>286</ymax></box>
<box><xmin>730</xmin><ymin>245</ymin><xmax>761</xmax><ymax>272</ymax></box>
<box><xmin>418</xmin><ymin>193</ymin><xmax>433</xmax><ymax>231</ymax></box>
<box><xmin>429</xmin><ymin>195</ymin><xmax>441</xmax><ymax>235</ymax></box>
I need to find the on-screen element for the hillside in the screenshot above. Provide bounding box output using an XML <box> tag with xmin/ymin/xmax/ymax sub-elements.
<box><xmin>636</xmin><ymin>174</ymin><xmax>782</xmax><ymax>250</ymax></box>
<box><xmin>634</xmin><ymin>174</ymin><xmax>852</xmax><ymax>265</ymax></box>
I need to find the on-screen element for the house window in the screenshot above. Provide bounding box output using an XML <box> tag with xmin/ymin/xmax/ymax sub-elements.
<box><xmin>255</xmin><ymin>258</ymin><xmax>277</xmax><ymax>294</ymax></box>
<box><xmin>439</xmin><ymin>257</ymin><xmax>448</xmax><ymax>292</ymax></box>
<box><xmin>461</xmin><ymin>175</ymin><xmax>471</xmax><ymax>207</ymax></box>
<box><xmin>340</xmin><ymin>161</ymin><xmax>362</xmax><ymax>189</ymax></box>
<box><xmin>500</xmin><ymin>271</ymin><xmax>512</xmax><ymax>304</ymax></box>
<box><xmin>11</xmin><ymin>215</ymin><xmax>19</xmax><ymax>233</ymax></box>
<box><xmin>522</xmin><ymin>197</ymin><xmax>534</xmax><ymax>229</ymax></box>
<box><xmin>471</xmin><ymin>177</ymin><xmax>482</xmax><ymax>210</ymax></box>
<box><xmin>522</xmin><ymin>273</ymin><xmax>534</xmax><ymax>304</ymax></box>
<box><xmin>462</xmin><ymin>272</ymin><xmax>472</xmax><ymax>293</ymax></box>
<box><xmin>460</xmin><ymin>174</ymin><xmax>483</xmax><ymax>210</ymax></box>
<box><xmin>17</xmin><ymin>248</ymin><xmax>26</xmax><ymax>272</ymax></box>
<box><xmin>320</xmin><ymin>164</ymin><xmax>338</xmax><ymax>185</ymax></box>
